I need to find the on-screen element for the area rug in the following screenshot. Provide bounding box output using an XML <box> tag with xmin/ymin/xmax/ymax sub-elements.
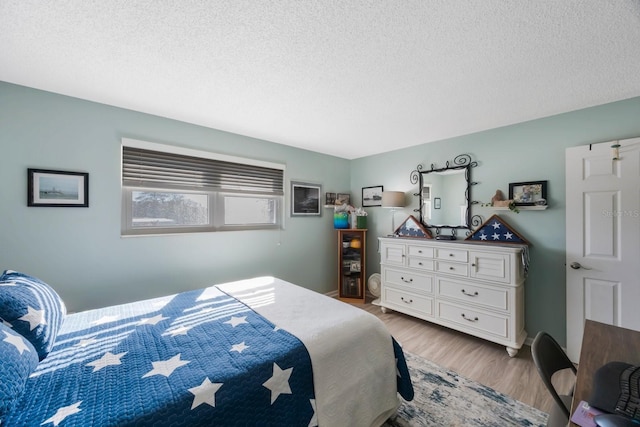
<box><xmin>384</xmin><ymin>351</ymin><xmax>549</xmax><ymax>427</ymax></box>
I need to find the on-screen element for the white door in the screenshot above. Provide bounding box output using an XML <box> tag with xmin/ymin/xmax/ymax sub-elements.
<box><xmin>565</xmin><ymin>137</ymin><xmax>640</xmax><ymax>363</ymax></box>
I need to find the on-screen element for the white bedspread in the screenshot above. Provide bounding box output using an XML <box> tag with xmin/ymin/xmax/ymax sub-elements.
<box><xmin>216</xmin><ymin>276</ymin><xmax>399</xmax><ymax>427</ymax></box>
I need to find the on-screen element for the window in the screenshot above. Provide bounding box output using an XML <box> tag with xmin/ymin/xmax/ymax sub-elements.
<box><xmin>223</xmin><ymin>195</ymin><xmax>277</xmax><ymax>225</ymax></box>
<box><xmin>131</xmin><ymin>191</ymin><xmax>209</xmax><ymax>228</ymax></box>
<box><xmin>121</xmin><ymin>139</ymin><xmax>285</xmax><ymax>235</ymax></box>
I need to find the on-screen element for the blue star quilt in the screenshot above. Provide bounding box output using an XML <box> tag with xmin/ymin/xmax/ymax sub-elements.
<box><xmin>4</xmin><ymin>286</ymin><xmax>317</xmax><ymax>426</ymax></box>
<box><xmin>2</xmin><ymin>274</ymin><xmax>413</xmax><ymax>426</ymax></box>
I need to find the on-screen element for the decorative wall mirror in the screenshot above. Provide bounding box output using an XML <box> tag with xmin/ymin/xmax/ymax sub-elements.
<box><xmin>410</xmin><ymin>154</ymin><xmax>480</xmax><ymax>239</ymax></box>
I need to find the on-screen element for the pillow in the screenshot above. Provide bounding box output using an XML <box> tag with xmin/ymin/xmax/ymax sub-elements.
<box><xmin>0</xmin><ymin>270</ymin><xmax>66</xmax><ymax>360</ymax></box>
<box><xmin>0</xmin><ymin>322</ymin><xmax>39</xmax><ymax>417</ymax></box>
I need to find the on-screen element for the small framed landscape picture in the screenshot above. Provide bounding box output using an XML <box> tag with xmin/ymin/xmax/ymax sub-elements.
<box><xmin>291</xmin><ymin>181</ymin><xmax>322</xmax><ymax>216</ymax></box>
<box><xmin>362</xmin><ymin>185</ymin><xmax>383</xmax><ymax>207</ymax></box>
<box><xmin>28</xmin><ymin>169</ymin><xmax>89</xmax><ymax>207</ymax></box>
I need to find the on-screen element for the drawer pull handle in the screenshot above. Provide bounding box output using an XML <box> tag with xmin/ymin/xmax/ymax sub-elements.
<box><xmin>461</xmin><ymin>289</ymin><xmax>479</xmax><ymax>297</ymax></box>
<box><xmin>418</xmin><ymin>262</ymin><xmax>423</xmax><ymax>266</ymax></box>
<box><xmin>418</xmin><ymin>250</ymin><xmax>422</xmax><ymax>253</ymax></box>
<box><xmin>401</xmin><ymin>277</ymin><xmax>413</xmax><ymax>283</ymax></box>
<box><xmin>449</xmin><ymin>267</ymin><xmax>455</xmax><ymax>270</ymax></box>
<box><xmin>401</xmin><ymin>297</ymin><xmax>413</xmax><ymax>304</ymax></box>
<box><xmin>449</xmin><ymin>253</ymin><xmax>454</xmax><ymax>257</ymax></box>
<box><xmin>461</xmin><ymin>314</ymin><xmax>479</xmax><ymax>322</ymax></box>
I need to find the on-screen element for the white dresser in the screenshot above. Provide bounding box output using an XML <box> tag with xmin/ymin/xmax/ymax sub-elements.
<box><xmin>377</xmin><ymin>237</ymin><xmax>527</xmax><ymax>356</ymax></box>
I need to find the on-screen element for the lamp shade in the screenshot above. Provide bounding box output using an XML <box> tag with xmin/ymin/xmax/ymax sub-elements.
<box><xmin>381</xmin><ymin>191</ymin><xmax>405</xmax><ymax>208</ymax></box>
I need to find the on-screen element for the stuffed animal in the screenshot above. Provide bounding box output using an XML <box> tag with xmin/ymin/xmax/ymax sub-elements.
<box><xmin>491</xmin><ymin>189</ymin><xmax>514</xmax><ymax>207</ymax></box>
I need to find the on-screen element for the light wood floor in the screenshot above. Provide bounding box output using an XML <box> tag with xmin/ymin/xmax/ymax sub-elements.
<box><xmin>353</xmin><ymin>298</ymin><xmax>575</xmax><ymax>415</ymax></box>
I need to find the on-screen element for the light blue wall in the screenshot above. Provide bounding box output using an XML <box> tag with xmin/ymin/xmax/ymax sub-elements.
<box><xmin>0</xmin><ymin>82</ymin><xmax>350</xmax><ymax>311</ymax></box>
<box><xmin>3</xmin><ymin>81</ymin><xmax>639</xmax><ymax>345</ymax></box>
<box><xmin>350</xmin><ymin>96</ymin><xmax>640</xmax><ymax>344</ymax></box>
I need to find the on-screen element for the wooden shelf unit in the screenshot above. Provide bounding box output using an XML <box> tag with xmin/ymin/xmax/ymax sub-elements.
<box><xmin>338</xmin><ymin>229</ymin><xmax>366</xmax><ymax>303</ymax></box>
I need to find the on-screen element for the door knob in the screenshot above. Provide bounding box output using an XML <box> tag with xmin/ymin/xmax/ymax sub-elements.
<box><xmin>570</xmin><ymin>262</ymin><xmax>591</xmax><ymax>270</ymax></box>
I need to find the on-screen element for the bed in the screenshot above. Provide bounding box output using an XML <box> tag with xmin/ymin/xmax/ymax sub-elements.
<box><xmin>0</xmin><ymin>271</ymin><xmax>413</xmax><ymax>426</ymax></box>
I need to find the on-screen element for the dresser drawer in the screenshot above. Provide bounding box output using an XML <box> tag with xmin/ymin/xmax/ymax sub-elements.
<box><xmin>436</xmin><ymin>261</ymin><xmax>469</xmax><ymax>277</ymax></box>
<box><xmin>380</xmin><ymin>243</ymin><xmax>406</xmax><ymax>266</ymax></box>
<box><xmin>407</xmin><ymin>257</ymin><xmax>434</xmax><ymax>271</ymax></box>
<box><xmin>435</xmin><ymin>248</ymin><xmax>468</xmax><ymax>262</ymax></box>
<box><xmin>383</xmin><ymin>267</ymin><xmax>433</xmax><ymax>293</ymax></box>
<box><xmin>384</xmin><ymin>287</ymin><xmax>434</xmax><ymax>317</ymax></box>
<box><xmin>470</xmin><ymin>251</ymin><xmax>511</xmax><ymax>284</ymax></box>
<box><xmin>438</xmin><ymin>301</ymin><xmax>509</xmax><ymax>339</ymax></box>
<box><xmin>408</xmin><ymin>245</ymin><xmax>434</xmax><ymax>258</ymax></box>
<box><xmin>437</xmin><ymin>278</ymin><xmax>508</xmax><ymax>311</ymax></box>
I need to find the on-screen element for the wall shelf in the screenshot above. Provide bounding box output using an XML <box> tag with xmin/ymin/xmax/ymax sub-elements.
<box><xmin>493</xmin><ymin>205</ymin><xmax>548</xmax><ymax>211</ymax></box>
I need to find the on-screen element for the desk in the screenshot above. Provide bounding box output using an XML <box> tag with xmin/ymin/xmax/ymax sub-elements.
<box><xmin>570</xmin><ymin>320</ymin><xmax>640</xmax><ymax>426</ymax></box>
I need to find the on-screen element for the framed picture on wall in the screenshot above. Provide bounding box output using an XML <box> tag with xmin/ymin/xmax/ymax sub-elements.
<box><xmin>28</xmin><ymin>168</ymin><xmax>89</xmax><ymax>207</ymax></box>
<box><xmin>362</xmin><ymin>185</ymin><xmax>383</xmax><ymax>207</ymax></box>
<box><xmin>291</xmin><ymin>181</ymin><xmax>322</xmax><ymax>216</ymax></box>
<box><xmin>325</xmin><ymin>192</ymin><xmax>337</xmax><ymax>206</ymax></box>
<box><xmin>336</xmin><ymin>193</ymin><xmax>350</xmax><ymax>206</ymax></box>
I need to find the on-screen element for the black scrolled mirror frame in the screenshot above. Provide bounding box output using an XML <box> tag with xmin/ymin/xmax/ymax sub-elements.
<box><xmin>409</xmin><ymin>154</ymin><xmax>482</xmax><ymax>239</ymax></box>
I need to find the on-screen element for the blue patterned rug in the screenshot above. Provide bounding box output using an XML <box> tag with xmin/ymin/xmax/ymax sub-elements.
<box><xmin>385</xmin><ymin>351</ymin><xmax>549</xmax><ymax>426</ymax></box>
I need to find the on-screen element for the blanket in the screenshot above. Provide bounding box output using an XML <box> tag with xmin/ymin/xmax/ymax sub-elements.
<box><xmin>5</xmin><ymin>286</ymin><xmax>316</xmax><ymax>426</ymax></box>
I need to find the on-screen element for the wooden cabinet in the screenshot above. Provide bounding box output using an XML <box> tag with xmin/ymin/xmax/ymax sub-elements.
<box><xmin>378</xmin><ymin>237</ymin><xmax>527</xmax><ymax>356</ymax></box>
<box><xmin>338</xmin><ymin>229</ymin><xmax>366</xmax><ymax>303</ymax></box>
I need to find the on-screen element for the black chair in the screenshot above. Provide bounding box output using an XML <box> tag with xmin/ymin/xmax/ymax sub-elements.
<box><xmin>531</xmin><ymin>331</ymin><xmax>577</xmax><ymax>427</ymax></box>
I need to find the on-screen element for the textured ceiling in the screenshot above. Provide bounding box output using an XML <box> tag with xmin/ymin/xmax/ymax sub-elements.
<box><xmin>2</xmin><ymin>1</ymin><xmax>640</xmax><ymax>159</ymax></box>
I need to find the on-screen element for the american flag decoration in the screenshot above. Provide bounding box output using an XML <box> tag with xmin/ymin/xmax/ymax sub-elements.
<box><xmin>465</xmin><ymin>214</ymin><xmax>529</xmax><ymax>245</ymax></box>
<box><xmin>394</xmin><ymin>215</ymin><xmax>432</xmax><ymax>239</ymax></box>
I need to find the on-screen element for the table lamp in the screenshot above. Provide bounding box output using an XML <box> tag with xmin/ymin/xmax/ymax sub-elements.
<box><xmin>381</xmin><ymin>191</ymin><xmax>405</xmax><ymax>235</ymax></box>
